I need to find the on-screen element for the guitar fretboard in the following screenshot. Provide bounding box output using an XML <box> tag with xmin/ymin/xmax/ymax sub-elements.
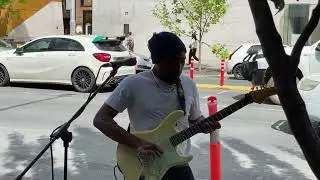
<box><xmin>170</xmin><ymin>95</ymin><xmax>252</xmax><ymax>146</ymax></box>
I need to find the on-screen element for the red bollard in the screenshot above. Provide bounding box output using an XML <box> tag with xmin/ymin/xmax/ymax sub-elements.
<box><xmin>190</xmin><ymin>56</ymin><xmax>194</xmax><ymax>79</ymax></box>
<box><xmin>220</xmin><ymin>60</ymin><xmax>225</xmax><ymax>86</ymax></box>
<box><xmin>207</xmin><ymin>96</ymin><xmax>221</xmax><ymax>180</ymax></box>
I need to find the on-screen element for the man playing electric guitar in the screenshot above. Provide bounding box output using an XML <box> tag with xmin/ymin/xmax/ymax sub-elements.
<box><xmin>93</xmin><ymin>32</ymin><xmax>221</xmax><ymax>180</ymax></box>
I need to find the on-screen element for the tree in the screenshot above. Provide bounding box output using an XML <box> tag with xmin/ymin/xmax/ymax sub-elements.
<box><xmin>211</xmin><ymin>43</ymin><xmax>229</xmax><ymax>60</ymax></box>
<box><xmin>0</xmin><ymin>0</ymin><xmax>26</xmax><ymax>10</ymax></box>
<box><xmin>248</xmin><ymin>0</ymin><xmax>320</xmax><ymax>178</ymax></box>
<box><xmin>0</xmin><ymin>0</ymin><xmax>27</xmax><ymax>37</ymax></box>
<box><xmin>153</xmin><ymin>0</ymin><xmax>228</xmax><ymax>71</ymax></box>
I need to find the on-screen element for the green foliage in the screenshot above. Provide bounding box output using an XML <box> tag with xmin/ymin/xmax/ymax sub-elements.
<box><xmin>211</xmin><ymin>43</ymin><xmax>229</xmax><ymax>60</ymax></box>
<box><xmin>0</xmin><ymin>0</ymin><xmax>26</xmax><ymax>10</ymax></box>
<box><xmin>153</xmin><ymin>0</ymin><xmax>228</xmax><ymax>39</ymax></box>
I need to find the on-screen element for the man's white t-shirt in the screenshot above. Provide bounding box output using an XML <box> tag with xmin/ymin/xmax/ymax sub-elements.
<box><xmin>105</xmin><ymin>70</ymin><xmax>203</xmax><ymax>155</ymax></box>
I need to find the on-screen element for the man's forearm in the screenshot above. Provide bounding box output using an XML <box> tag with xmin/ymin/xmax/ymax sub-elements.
<box><xmin>93</xmin><ymin>119</ymin><xmax>144</xmax><ymax>150</ymax></box>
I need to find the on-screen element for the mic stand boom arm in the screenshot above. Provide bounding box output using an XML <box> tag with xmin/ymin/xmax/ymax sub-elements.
<box><xmin>15</xmin><ymin>67</ymin><xmax>119</xmax><ymax>180</ymax></box>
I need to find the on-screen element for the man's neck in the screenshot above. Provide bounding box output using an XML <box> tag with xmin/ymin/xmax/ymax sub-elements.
<box><xmin>152</xmin><ymin>67</ymin><xmax>178</xmax><ymax>84</ymax></box>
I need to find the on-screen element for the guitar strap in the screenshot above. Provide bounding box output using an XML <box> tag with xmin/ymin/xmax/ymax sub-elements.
<box><xmin>175</xmin><ymin>77</ymin><xmax>187</xmax><ymax>116</ymax></box>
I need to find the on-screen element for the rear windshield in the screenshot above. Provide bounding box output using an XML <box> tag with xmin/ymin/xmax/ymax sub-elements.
<box><xmin>94</xmin><ymin>40</ymin><xmax>127</xmax><ymax>52</ymax></box>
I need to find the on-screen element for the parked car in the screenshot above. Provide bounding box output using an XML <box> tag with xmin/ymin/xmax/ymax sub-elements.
<box><xmin>298</xmin><ymin>75</ymin><xmax>320</xmax><ymax>122</ymax></box>
<box><xmin>0</xmin><ymin>39</ymin><xmax>13</xmax><ymax>51</ymax></box>
<box><xmin>298</xmin><ymin>41</ymin><xmax>320</xmax><ymax>120</ymax></box>
<box><xmin>226</xmin><ymin>43</ymin><xmax>261</xmax><ymax>80</ymax></box>
<box><xmin>129</xmin><ymin>51</ymin><xmax>153</xmax><ymax>73</ymax></box>
<box><xmin>247</xmin><ymin>44</ymin><xmax>312</xmax><ymax>105</ymax></box>
<box><xmin>0</xmin><ymin>35</ymin><xmax>136</xmax><ymax>92</ymax></box>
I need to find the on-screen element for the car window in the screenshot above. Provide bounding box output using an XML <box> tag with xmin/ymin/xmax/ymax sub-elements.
<box><xmin>0</xmin><ymin>39</ymin><xmax>12</xmax><ymax>48</ymax></box>
<box><xmin>94</xmin><ymin>40</ymin><xmax>127</xmax><ymax>52</ymax></box>
<box><xmin>316</xmin><ymin>42</ymin><xmax>320</xmax><ymax>52</ymax></box>
<box><xmin>0</xmin><ymin>41</ymin><xmax>7</xmax><ymax>48</ymax></box>
<box><xmin>52</xmin><ymin>38</ymin><xmax>85</xmax><ymax>51</ymax></box>
<box><xmin>247</xmin><ymin>45</ymin><xmax>262</xmax><ymax>55</ymax></box>
<box><xmin>23</xmin><ymin>38</ymin><xmax>53</xmax><ymax>53</ymax></box>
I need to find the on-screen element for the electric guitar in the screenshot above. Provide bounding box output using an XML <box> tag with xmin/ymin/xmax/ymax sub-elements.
<box><xmin>116</xmin><ymin>87</ymin><xmax>277</xmax><ymax>180</ymax></box>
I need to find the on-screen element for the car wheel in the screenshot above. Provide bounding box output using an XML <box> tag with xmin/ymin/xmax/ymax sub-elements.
<box><xmin>71</xmin><ymin>67</ymin><xmax>96</xmax><ymax>93</ymax></box>
<box><xmin>0</xmin><ymin>64</ymin><xmax>10</xmax><ymax>86</ymax></box>
<box><xmin>266</xmin><ymin>76</ymin><xmax>299</xmax><ymax>105</ymax></box>
<box><xmin>233</xmin><ymin>64</ymin><xmax>245</xmax><ymax>80</ymax></box>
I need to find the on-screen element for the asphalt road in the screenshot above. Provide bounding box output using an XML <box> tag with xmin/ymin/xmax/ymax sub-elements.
<box><xmin>0</xmin><ymin>84</ymin><xmax>317</xmax><ymax>180</ymax></box>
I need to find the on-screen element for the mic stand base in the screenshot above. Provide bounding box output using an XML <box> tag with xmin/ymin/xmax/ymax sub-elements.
<box><xmin>61</xmin><ymin>130</ymin><xmax>72</xmax><ymax>180</ymax></box>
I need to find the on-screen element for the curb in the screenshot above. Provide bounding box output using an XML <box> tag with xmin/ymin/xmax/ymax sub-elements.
<box><xmin>196</xmin><ymin>84</ymin><xmax>251</xmax><ymax>91</ymax></box>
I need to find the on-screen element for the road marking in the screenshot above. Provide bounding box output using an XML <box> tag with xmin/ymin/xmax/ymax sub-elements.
<box><xmin>0</xmin><ymin>94</ymin><xmax>74</xmax><ymax>112</ymax></box>
<box><xmin>218</xmin><ymin>90</ymin><xmax>227</xmax><ymax>95</ymax></box>
<box><xmin>266</xmin><ymin>164</ymin><xmax>284</xmax><ymax>176</ymax></box>
<box><xmin>221</xmin><ymin>141</ymin><xmax>255</xmax><ymax>169</ymax></box>
<box><xmin>275</xmin><ymin>120</ymin><xmax>286</xmax><ymax>130</ymax></box>
<box><xmin>197</xmin><ymin>84</ymin><xmax>251</xmax><ymax>91</ymax></box>
<box><xmin>202</xmin><ymin>96</ymin><xmax>210</xmax><ymax>100</ymax></box>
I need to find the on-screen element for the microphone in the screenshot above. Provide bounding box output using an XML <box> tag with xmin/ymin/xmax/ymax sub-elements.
<box><xmin>101</xmin><ymin>57</ymin><xmax>137</xmax><ymax>68</ymax></box>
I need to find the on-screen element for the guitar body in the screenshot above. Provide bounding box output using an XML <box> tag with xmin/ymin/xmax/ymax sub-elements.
<box><xmin>116</xmin><ymin>110</ymin><xmax>193</xmax><ymax>180</ymax></box>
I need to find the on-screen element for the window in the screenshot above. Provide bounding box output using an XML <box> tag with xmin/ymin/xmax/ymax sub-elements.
<box><xmin>52</xmin><ymin>38</ymin><xmax>85</xmax><ymax>51</ymax></box>
<box><xmin>0</xmin><ymin>41</ymin><xmax>7</xmax><ymax>48</ymax></box>
<box><xmin>94</xmin><ymin>41</ymin><xmax>127</xmax><ymax>52</ymax></box>
<box><xmin>80</xmin><ymin>0</ymin><xmax>92</xmax><ymax>7</ymax></box>
<box><xmin>247</xmin><ymin>45</ymin><xmax>262</xmax><ymax>55</ymax></box>
<box><xmin>23</xmin><ymin>38</ymin><xmax>53</xmax><ymax>52</ymax></box>
<box><xmin>124</xmin><ymin>24</ymin><xmax>130</xmax><ymax>36</ymax></box>
<box><xmin>289</xmin><ymin>4</ymin><xmax>309</xmax><ymax>34</ymax></box>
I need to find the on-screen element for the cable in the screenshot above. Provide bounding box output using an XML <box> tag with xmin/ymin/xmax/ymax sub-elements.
<box><xmin>89</xmin><ymin>66</ymin><xmax>103</xmax><ymax>99</ymax></box>
<box><xmin>50</xmin><ymin>136</ymin><xmax>54</xmax><ymax>180</ymax></box>
<box><xmin>113</xmin><ymin>165</ymin><xmax>119</xmax><ymax>180</ymax></box>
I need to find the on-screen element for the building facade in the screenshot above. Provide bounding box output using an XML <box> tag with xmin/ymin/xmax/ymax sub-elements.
<box><xmin>64</xmin><ymin>0</ymin><xmax>92</xmax><ymax>35</ymax></box>
<box><xmin>0</xmin><ymin>0</ymin><xmax>64</xmax><ymax>43</ymax></box>
<box><xmin>92</xmin><ymin>0</ymin><xmax>320</xmax><ymax>68</ymax></box>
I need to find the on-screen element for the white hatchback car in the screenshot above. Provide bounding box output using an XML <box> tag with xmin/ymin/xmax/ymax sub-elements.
<box><xmin>226</xmin><ymin>43</ymin><xmax>261</xmax><ymax>80</ymax></box>
<box><xmin>0</xmin><ymin>35</ymin><xmax>136</xmax><ymax>92</ymax></box>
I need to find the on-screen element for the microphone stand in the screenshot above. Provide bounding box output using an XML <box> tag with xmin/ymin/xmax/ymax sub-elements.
<box><xmin>15</xmin><ymin>66</ymin><xmax>120</xmax><ymax>180</ymax></box>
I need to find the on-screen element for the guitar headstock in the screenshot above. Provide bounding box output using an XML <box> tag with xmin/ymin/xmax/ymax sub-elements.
<box><xmin>248</xmin><ymin>87</ymin><xmax>277</xmax><ymax>104</ymax></box>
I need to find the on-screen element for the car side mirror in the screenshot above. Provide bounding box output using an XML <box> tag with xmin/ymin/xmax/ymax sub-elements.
<box><xmin>15</xmin><ymin>47</ymin><xmax>24</xmax><ymax>55</ymax></box>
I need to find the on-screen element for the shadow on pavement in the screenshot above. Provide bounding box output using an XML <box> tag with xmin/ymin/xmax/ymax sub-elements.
<box><xmin>0</xmin><ymin>128</ymin><xmax>312</xmax><ymax>180</ymax></box>
<box><xmin>0</xmin><ymin>127</ymin><xmax>119</xmax><ymax>180</ymax></box>
<box><xmin>189</xmin><ymin>137</ymin><xmax>309</xmax><ymax>180</ymax></box>
<box><xmin>9</xmin><ymin>83</ymin><xmax>115</xmax><ymax>93</ymax></box>
<box><xmin>271</xmin><ymin>119</ymin><xmax>320</xmax><ymax>137</ymax></box>
<box><xmin>219</xmin><ymin>137</ymin><xmax>309</xmax><ymax>180</ymax></box>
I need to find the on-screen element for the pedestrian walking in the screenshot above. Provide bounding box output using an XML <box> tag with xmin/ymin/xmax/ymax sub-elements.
<box><xmin>188</xmin><ymin>33</ymin><xmax>199</xmax><ymax>65</ymax></box>
<box><xmin>126</xmin><ymin>32</ymin><xmax>134</xmax><ymax>52</ymax></box>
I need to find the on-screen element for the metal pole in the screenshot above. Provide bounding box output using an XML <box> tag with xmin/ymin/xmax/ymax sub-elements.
<box><xmin>207</xmin><ymin>96</ymin><xmax>221</xmax><ymax>180</ymax></box>
<box><xmin>70</xmin><ymin>0</ymin><xmax>76</xmax><ymax>35</ymax></box>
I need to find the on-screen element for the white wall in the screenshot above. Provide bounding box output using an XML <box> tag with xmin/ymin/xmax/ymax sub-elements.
<box><xmin>93</xmin><ymin>0</ymin><xmax>317</xmax><ymax>68</ymax></box>
<box><xmin>8</xmin><ymin>1</ymin><xmax>64</xmax><ymax>42</ymax></box>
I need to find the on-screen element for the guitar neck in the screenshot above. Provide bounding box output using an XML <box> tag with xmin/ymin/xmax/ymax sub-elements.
<box><xmin>170</xmin><ymin>95</ymin><xmax>253</xmax><ymax>147</ymax></box>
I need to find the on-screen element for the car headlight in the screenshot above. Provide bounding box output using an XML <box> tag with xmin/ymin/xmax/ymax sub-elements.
<box><xmin>299</xmin><ymin>78</ymin><xmax>320</xmax><ymax>91</ymax></box>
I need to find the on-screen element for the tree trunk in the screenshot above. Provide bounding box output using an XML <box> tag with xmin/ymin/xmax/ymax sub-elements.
<box><xmin>198</xmin><ymin>38</ymin><xmax>202</xmax><ymax>72</ymax></box>
<box><xmin>248</xmin><ymin>0</ymin><xmax>320</xmax><ymax>178</ymax></box>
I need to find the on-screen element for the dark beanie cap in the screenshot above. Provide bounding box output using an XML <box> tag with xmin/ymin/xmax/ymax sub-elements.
<box><xmin>148</xmin><ymin>31</ymin><xmax>186</xmax><ymax>64</ymax></box>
